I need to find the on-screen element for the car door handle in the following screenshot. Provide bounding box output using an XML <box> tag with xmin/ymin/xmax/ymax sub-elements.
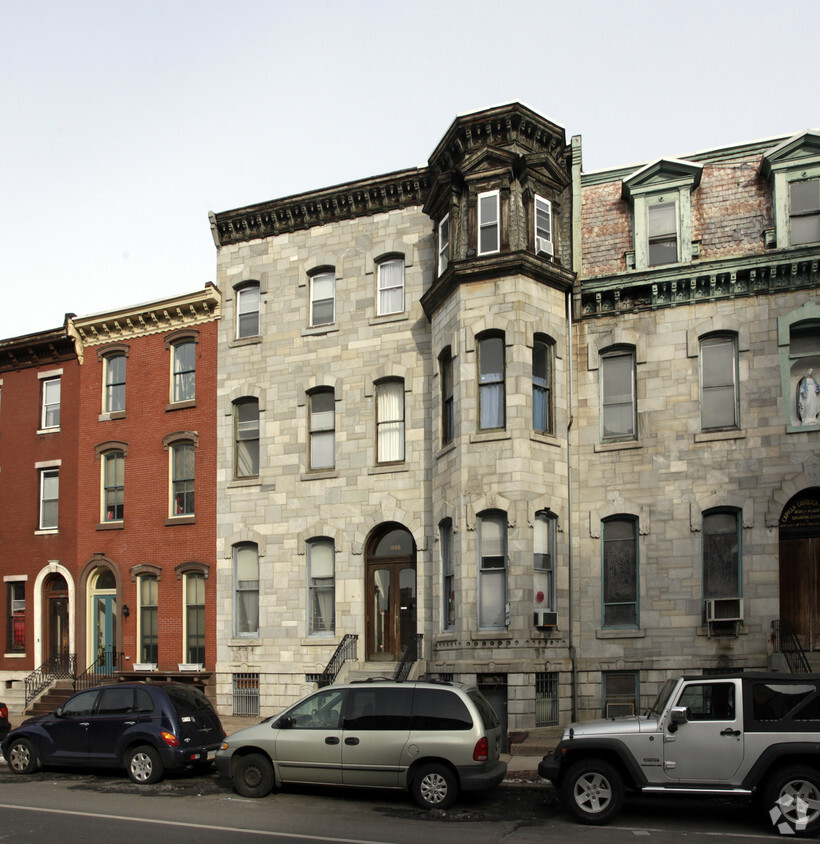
<box><xmin>79</xmin><ymin>722</ymin><xmax>90</xmax><ymax>727</ymax></box>
<box><xmin>720</xmin><ymin>728</ymin><xmax>741</xmax><ymax>737</ymax></box>
<box><xmin>123</xmin><ymin>721</ymin><xmax>136</xmax><ymax>726</ymax></box>
<box><xmin>325</xmin><ymin>736</ymin><xmax>340</xmax><ymax>745</ymax></box>
<box><xmin>344</xmin><ymin>737</ymin><xmax>360</xmax><ymax>746</ymax></box>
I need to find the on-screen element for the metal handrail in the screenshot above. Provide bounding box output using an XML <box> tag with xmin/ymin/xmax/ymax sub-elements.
<box><xmin>24</xmin><ymin>654</ymin><xmax>76</xmax><ymax>707</ymax></box>
<box><xmin>772</xmin><ymin>619</ymin><xmax>812</xmax><ymax>673</ymax></box>
<box><xmin>394</xmin><ymin>634</ymin><xmax>423</xmax><ymax>683</ymax></box>
<box><xmin>74</xmin><ymin>649</ymin><xmax>124</xmax><ymax>691</ymax></box>
<box><xmin>307</xmin><ymin>634</ymin><xmax>358</xmax><ymax>687</ymax></box>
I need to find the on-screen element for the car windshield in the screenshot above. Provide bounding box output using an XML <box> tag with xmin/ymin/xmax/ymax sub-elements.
<box><xmin>646</xmin><ymin>678</ymin><xmax>678</xmax><ymax>718</ymax></box>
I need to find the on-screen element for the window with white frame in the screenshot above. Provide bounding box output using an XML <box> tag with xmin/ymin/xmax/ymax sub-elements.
<box><xmin>647</xmin><ymin>200</ymin><xmax>678</xmax><ymax>266</ymax></box>
<box><xmin>138</xmin><ymin>574</ymin><xmax>158</xmax><ymax>663</ymax></box>
<box><xmin>438</xmin><ymin>214</ymin><xmax>450</xmax><ymax>275</ymax></box>
<box><xmin>170</xmin><ymin>442</ymin><xmax>195</xmax><ymax>516</ymax></box>
<box><xmin>309</xmin><ymin>389</ymin><xmax>335</xmax><ymax>470</ymax></box>
<box><xmin>104</xmin><ymin>354</ymin><xmax>126</xmax><ymax>413</ymax></box>
<box><xmin>534</xmin><ymin>195</ymin><xmax>553</xmax><ymax>256</ymax></box>
<box><xmin>477</xmin><ymin>191</ymin><xmax>500</xmax><ymax>255</ymax></box>
<box><xmin>184</xmin><ymin>572</ymin><xmax>205</xmax><ymax>664</ymax></box>
<box><xmin>534</xmin><ymin>510</ymin><xmax>556</xmax><ymax>612</ymax></box>
<box><xmin>703</xmin><ymin>509</ymin><xmax>740</xmax><ymax>604</ymax></box>
<box><xmin>102</xmin><ymin>451</ymin><xmax>124</xmax><ymax>522</ymax></box>
<box><xmin>602</xmin><ymin>516</ymin><xmax>638</xmax><ymax>628</ymax></box>
<box><xmin>700</xmin><ymin>334</ymin><xmax>738</xmax><ymax>430</ymax></box>
<box><xmin>234</xmin><ymin>398</ymin><xmax>260</xmax><ymax>478</ymax></box>
<box><xmin>376</xmin><ymin>379</ymin><xmax>405</xmax><ymax>463</ymax></box>
<box><xmin>172</xmin><ymin>341</ymin><xmax>196</xmax><ymax>403</ymax></box>
<box><xmin>478</xmin><ymin>334</ymin><xmax>505</xmax><ymax>430</ymax></box>
<box><xmin>478</xmin><ymin>510</ymin><xmax>507</xmax><ymax>629</ymax></box>
<box><xmin>310</xmin><ymin>270</ymin><xmax>335</xmax><ymax>327</ymax></box>
<box><xmin>39</xmin><ymin>467</ymin><xmax>59</xmax><ymax>530</ymax></box>
<box><xmin>440</xmin><ymin>519</ymin><xmax>454</xmax><ymax>631</ymax></box>
<box><xmin>6</xmin><ymin>581</ymin><xmax>25</xmax><ymax>652</ymax></box>
<box><xmin>790</xmin><ymin>178</ymin><xmax>820</xmax><ymax>245</ymax></box>
<box><xmin>236</xmin><ymin>283</ymin><xmax>260</xmax><ymax>339</ymax></box>
<box><xmin>532</xmin><ymin>336</ymin><xmax>553</xmax><ymax>434</ymax></box>
<box><xmin>308</xmin><ymin>538</ymin><xmax>335</xmax><ymax>635</ymax></box>
<box><xmin>601</xmin><ymin>348</ymin><xmax>636</xmax><ymax>441</ymax></box>
<box><xmin>40</xmin><ymin>376</ymin><xmax>61</xmax><ymax>430</ymax></box>
<box><xmin>377</xmin><ymin>257</ymin><xmax>404</xmax><ymax>316</ymax></box>
<box><xmin>234</xmin><ymin>543</ymin><xmax>259</xmax><ymax>637</ymax></box>
<box><xmin>440</xmin><ymin>348</ymin><xmax>454</xmax><ymax>446</ymax></box>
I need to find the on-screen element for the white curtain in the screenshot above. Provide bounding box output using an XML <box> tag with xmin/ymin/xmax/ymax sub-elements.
<box><xmin>377</xmin><ymin>381</ymin><xmax>404</xmax><ymax>462</ymax></box>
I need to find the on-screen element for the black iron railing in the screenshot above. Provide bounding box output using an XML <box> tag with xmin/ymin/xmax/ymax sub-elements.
<box><xmin>394</xmin><ymin>634</ymin><xmax>423</xmax><ymax>683</ymax></box>
<box><xmin>24</xmin><ymin>654</ymin><xmax>76</xmax><ymax>707</ymax></box>
<box><xmin>772</xmin><ymin>620</ymin><xmax>812</xmax><ymax>673</ymax></box>
<box><xmin>306</xmin><ymin>634</ymin><xmax>358</xmax><ymax>687</ymax></box>
<box><xmin>74</xmin><ymin>649</ymin><xmax>124</xmax><ymax>691</ymax></box>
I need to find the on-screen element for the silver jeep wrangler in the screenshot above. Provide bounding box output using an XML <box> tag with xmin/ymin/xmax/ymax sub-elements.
<box><xmin>539</xmin><ymin>672</ymin><xmax>820</xmax><ymax>834</ymax></box>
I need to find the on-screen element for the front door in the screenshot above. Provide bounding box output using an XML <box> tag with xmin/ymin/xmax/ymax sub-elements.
<box><xmin>92</xmin><ymin>594</ymin><xmax>117</xmax><ymax>671</ymax></box>
<box><xmin>44</xmin><ymin>574</ymin><xmax>69</xmax><ymax>668</ymax></box>
<box><xmin>779</xmin><ymin>490</ymin><xmax>820</xmax><ymax>650</ymax></box>
<box><xmin>365</xmin><ymin>525</ymin><xmax>416</xmax><ymax>661</ymax></box>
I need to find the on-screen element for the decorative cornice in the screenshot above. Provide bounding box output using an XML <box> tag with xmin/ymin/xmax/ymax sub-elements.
<box><xmin>210</xmin><ymin>168</ymin><xmax>432</xmax><ymax>247</ymax></box>
<box><xmin>0</xmin><ymin>327</ymin><xmax>75</xmax><ymax>373</ymax></box>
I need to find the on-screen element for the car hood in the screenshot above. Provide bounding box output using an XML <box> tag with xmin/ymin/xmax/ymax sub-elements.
<box><xmin>561</xmin><ymin>714</ymin><xmax>662</xmax><ymax>739</ymax></box>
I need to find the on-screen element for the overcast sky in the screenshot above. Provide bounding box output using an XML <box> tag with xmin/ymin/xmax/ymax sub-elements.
<box><xmin>3</xmin><ymin>0</ymin><xmax>817</xmax><ymax>340</ymax></box>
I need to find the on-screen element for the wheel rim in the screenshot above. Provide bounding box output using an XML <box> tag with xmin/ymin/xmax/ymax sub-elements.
<box><xmin>243</xmin><ymin>763</ymin><xmax>263</xmax><ymax>789</ymax></box>
<box><xmin>778</xmin><ymin>779</ymin><xmax>820</xmax><ymax>828</ymax></box>
<box><xmin>130</xmin><ymin>752</ymin><xmax>153</xmax><ymax>782</ymax></box>
<box><xmin>419</xmin><ymin>771</ymin><xmax>448</xmax><ymax>805</ymax></box>
<box><xmin>573</xmin><ymin>771</ymin><xmax>613</xmax><ymax>815</ymax></box>
<box><xmin>9</xmin><ymin>743</ymin><xmax>31</xmax><ymax>772</ymax></box>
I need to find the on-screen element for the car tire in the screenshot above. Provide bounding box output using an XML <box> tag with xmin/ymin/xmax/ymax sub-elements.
<box><xmin>233</xmin><ymin>753</ymin><xmax>275</xmax><ymax>798</ymax></box>
<box><xmin>763</xmin><ymin>765</ymin><xmax>820</xmax><ymax>836</ymax></box>
<box><xmin>561</xmin><ymin>758</ymin><xmax>624</xmax><ymax>825</ymax></box>
<box><xmin>126</xmin><ymin>745</ymin><xmax>164</xmax><ymax>785</ymax></box>
<box><xmin>412</xmin><ymin>762</ymin><xmax>458</xmax><ymax>810</ymax></box>
<box><xmin>6</xmin><ymin>737</ymin><xmax>39</xmax><ymax>775</ymax></box>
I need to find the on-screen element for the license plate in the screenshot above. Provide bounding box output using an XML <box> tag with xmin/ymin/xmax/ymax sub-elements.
<box><xmin>207</xmin><ymin>750</ymin><xmax>216</xmax><ymax>760</ymax></box>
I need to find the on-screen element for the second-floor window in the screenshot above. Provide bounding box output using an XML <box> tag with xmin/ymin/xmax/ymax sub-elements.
<box><xmin>478</xmin><ymin>190</ymin><xmax>500</xmax><ymax>255</ymax></box>
<box><xmin>102</xmin><ymin>451</ymin><xmax>124</xmax><ymax>522</ymax></box>
<box><xmin>39</xmin><ymin>468</ymin><xmax>59</xmax><ymax>530</ymax></box>
<box><xmin>310</xmin><ymin>270</ymin><xmax>335</xmax><ymax>327</ymax></box>
<box><xmin>601</xmin><ymin>348</ymin><xmax>636</xmax><ymax>441</ymax></box>
<box><xmin>104</xmin><ymin>354</ymin><xmax>126</xmax><ymax>413</ymax></box>
<box><xmin>234</xmin><ymin>399</ymin><xmax>260</xmax><ymax>478</ymax></box>
<box><xmin>533</xmin><ymin>338</ymin><xmax>552</xmax><ymax>434</ymax></box>
<box><xmin>376</xmin><ymin>379</ymin><xmax>405</xmax><ymax>463</ymax></box>
<box><xmin>377</xmin><ymin>258</ymin><xmax>405</xmax><ymax>315</ymax></box>
<box><xmin>172</xmin><ymin>341</ymin><xmax>196</xmax><ymax>403</ymax></box>
<box><xmin>171</xmin><ymin>443</ymin><xmax>195</xmax><ymax>516</ymax></box>
<box><xmin>309</xmin><ymin>389</ymin><xmax>335</xmax><ymax>470</ymax></box>
<box><xmin>236</xmin><ymin>284</ymin><xmax>260</xmax><ymax>339</ymax></box>
<box><xmin>700</xmin><ymin>334</ymin><xmax>738</xmax><ymax>430</ymax></box>
<box><xmin>478</xmin><ymin>334</ymin><xmax>505</xmax><ymax>430</ymax></box>
<box><xmin>41</xmin><ymin>377</ymin><xmax>61</xmax><ymax>430</ymax></box>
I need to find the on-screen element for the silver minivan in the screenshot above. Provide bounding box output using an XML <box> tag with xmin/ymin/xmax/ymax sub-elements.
<box><xmin>215</xmin><ymin>680</ymin><xmax>507</xmax><ymax>808</ymax></box>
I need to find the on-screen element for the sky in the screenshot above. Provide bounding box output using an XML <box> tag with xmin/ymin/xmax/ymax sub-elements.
<box><xmin>3</xmin><ymin>0</ymin><xmax>818</xmax><ymax>340</ymax></box>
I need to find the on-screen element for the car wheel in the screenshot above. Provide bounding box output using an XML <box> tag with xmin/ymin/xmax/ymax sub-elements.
<box><xmin>412</xmin><ymin>763</ymin><xmax>458</xmax><ymax>810</ymax></box>
<box><xmin>233</xmin><ymin>753</ymin><xmax>275</xmax><ymax>798</ymax></box>
<box><xmin>561</xmin><ymin>758</ymin><xmax>624</xmax><ymax>825</ymax></box>
<box><xmin>6</xmin><ymin>737</ymin><xmax>39</xmax><ymax>775</ymax></box>
<box><xmin>764</xmin><ymin>765</ymin><xmax>820</xmax><ymax>836</ymax></box>
<box><xmin>126</xmin><ymin>745</ymin><xmax>164</xmax><ymax>784</ymax></box>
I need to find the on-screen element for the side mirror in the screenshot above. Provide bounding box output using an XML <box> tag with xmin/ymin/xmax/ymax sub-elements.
<box><xmin>55</xmin><ymin>707</ymin><xmax>64</xmax><ymax>718</ymax></box>
<box><xmin>275</xmin><ymin>715</ymin><xmax>293</xmax><ymax>729</ymax></box>
<box><xmin>670</xmin><ymin>706</ymin><xmax>689</xmax><ymax>725</ymax></box>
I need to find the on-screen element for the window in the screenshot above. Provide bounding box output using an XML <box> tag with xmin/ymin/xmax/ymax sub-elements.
<box><xmin>534</xmin><ymin>510</ymin><xmax>556</xmax><ymax>611</ymax></box>
<box><xmin>535</xmin><ymin>672</ymin><xmax>559</xmax><ymax>727</ymax></box>
<box><xmin>6</xmin><ymin>581</ymin><xmax>25</xmax><ymax>652</ymax></box>
<box><xmin>39</xmin><ymin>468</ymin><xmax>59</xmax><ymax>530</ymax></box>
<box><xmin>700</xmin><ymin>334</ymin><xmax>738</xmax><ymax>430</ymax></box>
<box><xmin>440</xmin><ymin>519</ymin><xmax>454</xmax><ymax>631</ymax></box>
<box><xmin>234</xmin><ymin>399</ymin><xmax>260</xmax><ymax>478</ymax></box>
<box><xmin>790</xmin><ymin>178</ymin><xmax>820</xmax><ymax>245</ymax></box>
<box><xmin>647</xmin><ymin>201</ymin><xmax>678</xmax><ymax>265</ymax></box>
<box><xmin>41</xmin><ymin>376</ymin><xmax>60</xmax><ymax>429</ymax></box>
<box><xmin>477</xmin><ymin>190</ymin><xmax>500</xmax><ymax>255</ymax></box>
<box><xmin>602</xmin><ymin>516</ymin><xmax>638</xmax><ymax>627</ymax></box>
<box><xmin>104</xmin><ymin>354</ymin><xmax>126</xmax><ymax>413</ymax></box>
<box><xmin>172</xmin><ymin>341</ymin><xmax>196</xmax><ymax>403</ymax></box>
<box><xmin>440</xmin><ymin>349</ymin><xmax>454</xmax><ymax>446</ymax></box>
<box><xmin>478</xmin><ymin>510</ymin><xmax>507</xmax><ymax>629</ymax></box>
<box><xmin>438</xmin><ymin>214</ymin><xmax>450</xmax><ymax>274</ymax></box>
<box><xmin>677</xmin><ymin>682</ymin><xmax>735</xmax><ymax>721</ymax></box>
<box><xmin>310</xmin><ymin>270</ymin><xmax>335</xmax><ymax>327</ymax></box>
<box><xmin>138</xmin><ymin>575</ymin><xmax>158</xmax><ymax>664</ymax></box>
<box><xmin>171</xmin><ymin>443</ymin><xmax>195</xmax><ymax>516</ymax></box>
<box><xmin>603</xmin><ymin>672</ymin><xmax>638</xmax><ymax>717</ymax></box>
<box><xmin>376</xmin><ymin>379</ymin><xmax>405</xmax><ymax>463</ymax></box>
<box><xmin>309</xmin><ymin>389</ymin><xmax>335</xmax><ymax>470</ymax></box>
<box><xmin>308</xmin><ymin>538</ymin><xmax>335</xmax><ymax>635</ymax></box>
<box><xmin>102</xmin><ymin>451</ymin><xmax>124</xmax><ymax>522</ymax></box>
<box><xmin>234</xmin><ymin>543</ymin><xmax>259</xmax><ymax>637</ymax></box>
<box><xmin>478</xmin><ymin>334</ymin><xmax>505</xmax><ymax>430</ymax></box>
<box><xmin>703</xmin><ymin>509</ymin><xmax>740</xmax><ymax>603</ymax></box>
<box><xmin>185</xmin><ymin>573</ymin><xmax>205</xmax><ymax>664</ymax></box>
<box><xmin>532</xmin><ymin>337</ymin><xmax>552</xmax><ymax>434</ymax></box>
<box><xmin>601</xmin><ymin>348</ymin><xmax>636</xmax><ymax>441</ymax></box>
<box><xmin>792</xmin><ymin>321</ymin><xmax>820</xmax><ymax>426</ymax></box>
<box><xmin>236</xmin><ymin>283</ymin><xmax>260</xmax><ymax>339</ymax></box>
<box><xmin>377</xmin><ymin>257</ymin><xmax>404</xmax><ymax>316</ymax></box>
<box><xmin>534</xmin><ymin>195</ymin><xmax>553</xmax><ymax>256</ymax></box>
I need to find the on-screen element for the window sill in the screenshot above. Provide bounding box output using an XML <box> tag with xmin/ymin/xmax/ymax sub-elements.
<box><xmin>433</xmin><ymin>632</ymin><xmax>457</xmax><ymax>642</ymax></box>
<box><xmin>228</xmin><ymin>637</ymin><xmax>260</xmax><ymax>647</ymax></box>
<box><xmin>36</xmin><ymin>428</ymin><xmax>60</xmax><ymax>435</ymax></box>
<box><xmin>96</xmin><ymin>522</ymin><xmax>124</xmax><ymax>531</ymax></box>
<box><xmin>165</xmin><ymin>516</ymin><xmax>195</xmax><ymax>526</ymax></box>
<box><xmin>786</xmin><ymin>422</ymin><xmax>820</xmax><ymax>434</ymax></box>
<box><xmin>302</xmin><ymin>324</ymin><xmax>338</xmax><ymax>338</ymax></box>
<box><xmin>368</xmin><ymin>463</ymin><xmax>409</xmax><ymax>475</ymax></box>
<box><xmin>228</xmin><ymin>477</ymin><xmax>261</xmax><ymax>489</ymax></box>
<box><xmin>470</xmin><ymin>430</ymin><xmax>511</xmax><ymax>444</ymax></box>
<box><xmin>436</xmin><ymin>442</ymin><xmax>456</xmax><ymax>459</ymax></box>
<box><xmin>596</xmin><ymin>627</ymin><xmax>645</xmax><ymax>639</ymax></box>
<box><xmin>594</xmin><ymin>440</ymin><xmax>642</xmax><ymax>453</ymax></box>
<box><xmin>230</xmin><ymin>335</ymin><xmax>262</xmax><ymax>348</ymax></box>
<box><xmin>301</xmin><ymin>470</ymin><xmax>338</xmax><ymax>481</ymax></box>
<box><xmin>98</xmin><ymin>411</ymin><xmax>126</xmax><ymax>422</ymax></box>
<box><xmin>34</xmin><ymin>529</ymin><xmax>58</xmax><ymax>536</ymax></box>
<box><xmin>471</xmin><ymin>630</ymin><xmax>512</xmax><ymax>640</ymax></box>
<box><xmin>369</xmin><ymin>312</ymin><xmax>408</xmax><ymax>327</ymax></box>
<box><xmin>530</xmin><ymin>432</ymin><xmax>562</xmax><ymax>448</ymax></box>
<box><xmin>166</xmin><ymin>400</ymin><xmax>196</xmax><ymax>412</ymax></box>
<box><xmin>694</xmin><ymin>429</ymin><xmax>745</xmax><ymax>443</ymax></box>
<box><xmin>4</xmin><ymin>652</ymin><xmax>26</xmax><ymax>659</ymax></box>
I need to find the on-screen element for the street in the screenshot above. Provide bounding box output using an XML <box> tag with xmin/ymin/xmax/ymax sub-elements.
<box><xmin>0</xmin><ymin>764</ymin><xmax>791</xmax><ymax>843</ymax></box>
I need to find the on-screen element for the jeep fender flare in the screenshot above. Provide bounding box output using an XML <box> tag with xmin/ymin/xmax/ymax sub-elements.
<box><xmin>742</xmin><ymin>742</ymin><xmax>820</xmax><ymax>790</ymax></box>
<box><xmin>555</xmin><ymin>738</ymin><xmax>649</xmax><ymax>790</ymax></box>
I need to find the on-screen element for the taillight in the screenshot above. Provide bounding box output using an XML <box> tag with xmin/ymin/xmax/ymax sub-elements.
<box><xmin>473</xmin><ymin>736</ymin><xmax>489</xmax><ymax>762</ymax></box>
<box><xmin>160</xmin><ymin>730</ymin><xmax>180</xmax><ymax>748</ymax></box>
<box><xmin>0</xmin><ymin>704</ymin><xmax>8</xmax><ymax>720</ymax></box>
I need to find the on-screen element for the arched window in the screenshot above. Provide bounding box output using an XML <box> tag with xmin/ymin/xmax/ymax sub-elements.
<box><xmin>600</xmin><ymin>347</ymin><xmax>636</xmax><ymax>441</ymax></box>
<box><xmin>309</xmin><ymin>389</ymin><xmax>335</xmax><ymax>470</ymax></box>
<box><xmin>234</xmin><ymin>543</ymin><xmax>259</xmax><ymax>637</ymax></box>
<box><xmin>478</xmin><ymin>510</ymin><xmax>507</xmax><ymax>630</ymax></box>
<box><xmin>700</xmin><ymin>333</ymin><xmax>738</xmax><ymax>430</ymax></box>
<box><xmin>172</xmin><ymin>341</ymin><xmax>196</xmax><ymax>403</ymax></box>
<box><xmin>308</xmin><ymin>538</ymin><xmax>335</xmax><ymax>634</ymax></box>
<box><xmin>103</xmin><ymin>353</ymin><xmax>126</xmax><ymax>413</ymax></box>
<box><xmin>440</xmin><ymin>348</ymin><xmax>454</xmax><ymax>446</ymax></box>
<box><xmin>377</xmin><ymin>257</ymin><xmax>404</xmax><ymax>315</ymax></box>
<box><xmin>309</xmin><ymin>269</ymin><xmax>335</xmax><ymax>327</ymax></box>
<box><xmin>376</xmin><ymin>379</ymin><xmax>405</xmax><ymax>463</ymax></box>
<box><xmin>440</xmin><ymin>519</ymin><xmax>454</xmax><ymax>631</ymax></box>
<box><xmin>102</xmin><ymin>451</ymin><xmax>125</xmax><ymax>522</ymax></box>
<box><xmin>532</xmin><ymin>336</ymin><xmax>553</xmax><ymax>434</ymax></box>
<box><xmin>478</xmin><ymin>333</ymin><xmax>505</xmax><ymax>431</ymax></box>
<box><xmin>138</xmin><ymin>574</ymin><xmax>158</xmax><ymax>664</ymax></box>
<box><xmin>602</xmin><ymin>516</ymin><xmax>638</xmax><ymax>628</ymax></box>
<box><xmin>234</xmin><ymin>398</ymin><xmax>260</xmax><ymax>478</ymax></box>
<box><xmin>236</xmin><ymin>282</ymin><xmax>260</xmax><ymax>339</ymax></box>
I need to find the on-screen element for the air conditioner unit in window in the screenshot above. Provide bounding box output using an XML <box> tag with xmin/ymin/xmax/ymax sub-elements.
<box><xmin>706</xmin><ymin>598</ymin><xmax>743</xmax><ymax>623</ymax></box>
<box><xmin>534</xmin><ymin>610</ymin><xmax>558</xmax><ymax>628</ymax></box>
<box><xmin>535</xmin><ymin>236</ymin><xmax>553</xmax><ymax>257</ymax></box>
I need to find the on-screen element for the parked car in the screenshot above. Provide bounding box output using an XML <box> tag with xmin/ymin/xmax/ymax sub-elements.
<box><xmin>0</xmin><ymin>702</ymin><xmax>9</xmax><ymax>742</ymax></box>
<box><xmin>216</xmin><ymin>679</ymin><xmax>507</xmax><ymax>809</ymax></box>
<box><xmin>539</xmin><ymin>672</ymin><xmax>820</xmax><ymax>835</ymax></box>
<box><xmin>1</xmin><ymin>681</ymin><xmax>224</xmax><ymax>784</ymax></box>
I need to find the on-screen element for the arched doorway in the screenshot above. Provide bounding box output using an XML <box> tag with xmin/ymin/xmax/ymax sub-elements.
<box><xmin>365</xmin><ymin>524</ymin><xmax>416</xmax><ymax>661</ymax></box>
<box><xmin>779</xmin><ymin>488</ymin><xmax>820</xmax><ymax>649</ymax></box>
<box><xmin>88</xmin><ymin>567</ymin><xmax>118</xmax><ymax>670</ymax></box>
<box><xmin>43</xmin><ymin>573</ymin><xmax>69</xmax><ymax>668</ymax></box>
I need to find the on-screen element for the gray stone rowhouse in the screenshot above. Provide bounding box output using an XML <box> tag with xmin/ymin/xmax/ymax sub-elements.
<box><xmin>210</xmin><ymin>102</ymin><xmax>820</xmax><ymax>728</ymax></box>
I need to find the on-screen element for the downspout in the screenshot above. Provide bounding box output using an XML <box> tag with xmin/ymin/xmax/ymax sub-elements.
<box><xmin>568</xmin><ymin>135</ymin><xmax>583</xmax><ymax>722</ymax></box>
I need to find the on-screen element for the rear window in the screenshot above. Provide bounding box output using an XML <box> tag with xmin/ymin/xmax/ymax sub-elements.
<box><xmin>164</xmin><ymin>685</ymin><xmax>215</xmax><ymax>716</ymax></box>
<box><xmin>468</xmin><ymin>690</ymin><xmax>499</xmax><ymax>730</ymax></box>
<box><xmin>753</xmin><ymin>683</ymin><xmax>816</xmax><ymax>721</ymax></box>
<box><xmin>98</xmin><ymin>687</ymin><xmax>135</xmax><ymax>715</ymax></box>
<box><xmin>412</xmin><ymin>689</ymin><xmax>472</xmax><ymax>731</ymax></box>
<box><xmin>343</xmin><ymin>688</ymin><xmax>411</xmax><ymax>730</ymax></box>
